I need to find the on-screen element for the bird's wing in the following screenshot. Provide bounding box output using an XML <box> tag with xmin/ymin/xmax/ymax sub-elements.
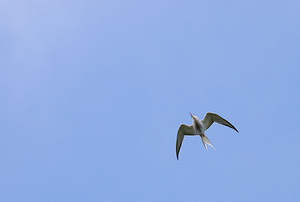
<box><xmin>200</xmin><ymin>112</ymin><xmax>239</xmax><ymax>133</ymax></box>
<box><xmin>176</xmin><ymin>124</ymin><xmax>195</xmax><ymax>160</ymax></box>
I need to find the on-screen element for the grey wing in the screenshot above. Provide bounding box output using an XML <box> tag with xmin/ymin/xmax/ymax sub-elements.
<box><xmin>200</xmin><ymin>112</ymin><xmax>239</xmax><ymax>133</ymax></box>
<box><xmin>176</xmin><ymin>124</ymin><xmax>195</xmax><ymax>160</ymax></box>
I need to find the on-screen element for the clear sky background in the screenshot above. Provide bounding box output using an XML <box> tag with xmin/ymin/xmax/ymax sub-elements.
<box><xmin>1</xmin><ymin>0</ymin><xmax>300</xmax><ymax>201</ymax></box>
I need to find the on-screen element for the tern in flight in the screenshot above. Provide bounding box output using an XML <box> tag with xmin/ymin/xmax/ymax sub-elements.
<box><xmin>176</xmin><ymin>112</ymin><xmax>238</xmax><ymax>160</ymax></box>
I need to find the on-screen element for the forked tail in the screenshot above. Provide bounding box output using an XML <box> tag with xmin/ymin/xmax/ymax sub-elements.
<box><xmin>201</xmin><ymin>135</ymin><xmax>215</xmax><ymax>150</ymax></box>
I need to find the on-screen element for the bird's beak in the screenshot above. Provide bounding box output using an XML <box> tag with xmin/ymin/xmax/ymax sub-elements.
<box><xmin>189</xmin><ymin>112</ymin><xmax>193</xmax><ymax>117</ymax></box>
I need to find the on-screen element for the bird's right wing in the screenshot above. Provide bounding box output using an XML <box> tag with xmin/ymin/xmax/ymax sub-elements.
<box><xmin>176</xmin><ymin>124</ymin><xmax>195</xmax><ymax>160</ymax></box>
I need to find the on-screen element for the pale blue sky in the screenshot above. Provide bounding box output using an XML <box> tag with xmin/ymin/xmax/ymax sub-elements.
<box><xmin>1</xmin><ymin>0</ymin><xmax>300</xmax><ymax>201</ymax></box>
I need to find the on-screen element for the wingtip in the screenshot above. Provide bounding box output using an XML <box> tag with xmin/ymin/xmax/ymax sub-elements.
<box><xmin>232</xmin><ymin>126</ymin><xmax>239</xmax><ymax>133</ymax></box>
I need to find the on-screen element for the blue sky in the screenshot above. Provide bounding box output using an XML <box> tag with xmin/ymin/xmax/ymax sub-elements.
<box><xmin>1</xmin><ymin>0</ymin><xmax>300</xmax><ymax>201</ymax></box>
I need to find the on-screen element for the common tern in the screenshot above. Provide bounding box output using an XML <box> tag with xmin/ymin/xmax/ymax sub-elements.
<box><xmin>176</xmin><ymin>112</ymin><xmax>238</xmax><ymax>160</ymax></box>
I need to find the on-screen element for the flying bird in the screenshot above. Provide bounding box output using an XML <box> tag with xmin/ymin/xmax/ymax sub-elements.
<box><xmin>176</xmin><ymin>112</ymin><xmax>238</xmax><ymax>160</ymax></box>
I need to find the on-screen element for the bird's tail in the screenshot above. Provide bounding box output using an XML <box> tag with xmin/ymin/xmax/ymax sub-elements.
<box><xmin>201</xmin><ymin>135</ymin><xmax>215</xmax><ymax>150</ymax></box>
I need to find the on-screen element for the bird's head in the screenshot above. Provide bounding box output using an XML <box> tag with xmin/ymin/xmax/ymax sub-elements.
<box><xmin>189</xmin><ymin>112</ymin><xmax>199</xmax><ymax>121</ymax></box>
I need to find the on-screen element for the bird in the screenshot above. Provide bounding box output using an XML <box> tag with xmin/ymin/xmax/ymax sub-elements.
<box><xmin>176</xmin><ymin>112</ymin><xmax>238</xmax><ymax>160</ymax></box>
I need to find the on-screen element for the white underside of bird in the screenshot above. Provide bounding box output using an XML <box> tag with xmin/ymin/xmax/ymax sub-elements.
<box><xmin>176</xmin><ymin>112</ymin><xmax>239</xmax><ymax>160</ymax></box>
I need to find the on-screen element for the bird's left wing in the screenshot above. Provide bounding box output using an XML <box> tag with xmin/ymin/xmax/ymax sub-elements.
<box><xmin>176</xmin><ymin>124</ymin><xmax>195</xmax><ymax>160</ymax></box>
<box><xmin>201</xmin><ymin>112</ymin><xmax>239</xmax><ymax>133</ymax></box>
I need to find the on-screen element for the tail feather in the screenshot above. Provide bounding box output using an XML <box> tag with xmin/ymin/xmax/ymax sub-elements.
<box><xmin>201</xmin><ymin>135</ymin><xmax>215</xmax><ymax>150</ymax></box>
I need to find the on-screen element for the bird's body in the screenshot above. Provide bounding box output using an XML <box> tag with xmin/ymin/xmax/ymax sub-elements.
<box><xmin>191</xmin><ymin>115</ymin><xmax>204</xmax><ymax>135</ymax></box>
<box><xmin>176</xmin><ymin>112</ymin><xmax>238</xmax><ymax>160</ymax></box>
